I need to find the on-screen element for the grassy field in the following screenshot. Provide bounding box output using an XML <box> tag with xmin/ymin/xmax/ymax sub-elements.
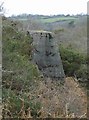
<box><xmin>12</xmin><ymin>15</ymin><xmax>78</xmax><ymax>23</ymax></box>
<box><xmin>40</xmin><ymin>16</ymin><xmax>78</xmax><ymax>23</ymax></box>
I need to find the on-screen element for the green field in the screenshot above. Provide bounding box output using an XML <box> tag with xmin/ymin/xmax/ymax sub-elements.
<box><xmin>12</xmin><ymin>15</ymin><xmax>78</xmax><ymax>23</ymax></box>
<box><xmin>40</xmin><ymin>17</ymin><xmax>78</xmax><ymax>23</ymax></box>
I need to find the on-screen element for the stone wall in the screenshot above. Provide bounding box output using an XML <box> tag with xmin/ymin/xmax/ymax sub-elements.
<box><xmin>29</xmin><ymin>30</ymin><xmax>65</xmax><ymax>80</ymax></box>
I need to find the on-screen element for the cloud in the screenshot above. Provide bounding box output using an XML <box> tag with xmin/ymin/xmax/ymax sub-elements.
<box><xmin>4</xmin><ymin>0</ymin><xmax>88</xmax><ymax>16</ymax></box>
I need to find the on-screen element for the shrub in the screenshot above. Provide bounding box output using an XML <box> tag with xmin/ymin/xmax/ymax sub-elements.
<box><xmin>59</xmin><ymin>45</ymin><xmax>87</xmax><ymax>78</ymax></box>
<box><xmin>2</xmin><ymin>20</ymin><xmax>42</xmax><ymax>118</ymax></box>
<box><xmin>2</xmin><ymin>88</ymin><xmax>42</xmax><ymax>118</ymax></box>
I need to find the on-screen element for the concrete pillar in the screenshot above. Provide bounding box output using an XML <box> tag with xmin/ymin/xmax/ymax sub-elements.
<box><xmin>30</xmin><ymin>30</ymin><xmax>65</xmax><ymax>80</ymax></box>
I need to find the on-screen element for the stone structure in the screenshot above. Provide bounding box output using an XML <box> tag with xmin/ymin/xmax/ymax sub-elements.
<box><xmin>29</xmin><ymin>30</ymin><xmax>65</xmax><ymax>80</ymax></box>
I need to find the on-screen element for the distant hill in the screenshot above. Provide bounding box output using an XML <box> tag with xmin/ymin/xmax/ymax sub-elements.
<box><xmin>10</xmin><ymin>14</ymin><xmax>79</xmax><ymax>23</ymax></box>
<box><xmin>10</xmin><ymin>14</ymin><xmax>87</xmax><ymax>54</ymax></box>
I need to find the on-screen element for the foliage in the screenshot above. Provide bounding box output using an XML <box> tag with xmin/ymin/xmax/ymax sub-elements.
<box><xmin>59</xmin><ymin>45</ymin><xmax>87</xmax><ymax>79</ymax></box>
<box><xmin>2</xmin><ymin>19</ymin><xmax>42</xmax><ymax>118</ymax></box>
<box><xmin>2</xmin><ymin>88</ymin><xmax>42</xmax><ymax>118</ymax></box>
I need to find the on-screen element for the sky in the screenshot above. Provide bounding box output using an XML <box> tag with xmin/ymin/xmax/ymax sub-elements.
<box><xmin>1</xmin><ymin>0</ymin><xmax>89</xmax><ymax>16</ymax></box>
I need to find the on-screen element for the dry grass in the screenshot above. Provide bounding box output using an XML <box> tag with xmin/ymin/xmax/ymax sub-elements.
<box><xmin>16</xmin><ymin>77</ymin><xmax>86</xmax><ymax>118</ymax></box>
<box><xmin>2</xmin><ymin>76</ymin><xmax>87</xmax><ymax>118</ymax></box>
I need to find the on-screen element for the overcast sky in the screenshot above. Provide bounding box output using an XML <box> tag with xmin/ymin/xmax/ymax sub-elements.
<box><xmin>2</xmin><ymin>0</ymin><xmax>88</xmax><ymax>16</ymax></box>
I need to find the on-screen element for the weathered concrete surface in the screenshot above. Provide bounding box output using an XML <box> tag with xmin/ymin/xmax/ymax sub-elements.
<box><xmin>29</xmin><ymin>30</ymin><xmax>65</xmax><ymax>80</ymax></box>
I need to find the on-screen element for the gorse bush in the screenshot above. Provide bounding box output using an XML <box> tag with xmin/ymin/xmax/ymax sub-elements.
<box><xmin>59</xmin><ymin>45</ymin><xmax>87</xmax><ymax>79</ymax></box>
<box><xmin>3</xmin><ymin>88</ymin><xmax>42</xmax><ymax>118</ymax></box>
<box><xmin>2</xmin><ymin>19</ymin><xmax>42</xmax><ymax>118</ymax></box>
<box><xmin>3</xmin><ymin>26</ymin><xmax>33</xmax><ymax>58</ymax></box>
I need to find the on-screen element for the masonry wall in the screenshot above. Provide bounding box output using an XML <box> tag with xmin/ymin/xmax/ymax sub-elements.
<box><xmin>30</xmin><ymin>31</ymin><xmax>65</xmax><ymax>80</ymax></box>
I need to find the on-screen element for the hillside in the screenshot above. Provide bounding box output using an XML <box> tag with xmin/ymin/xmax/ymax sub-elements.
<box><xmin>11</xmin><ymin>14</ymin><xmax>87</xmax><ymax>54</ymax></box>
<box><xmin>11</xmin><ymin>14</ymin><xmax>78</xmax><ymax>23</ymax></box>
<box><xmin>2</xmin><ymin>16</ymin><xmax>87</xmax><ymax>118</ymax></box>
